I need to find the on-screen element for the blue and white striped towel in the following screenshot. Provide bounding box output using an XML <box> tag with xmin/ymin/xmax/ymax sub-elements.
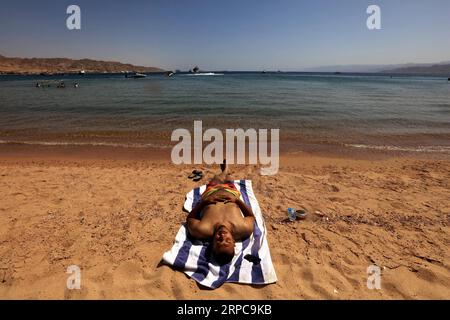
<box><xmin>162</xmin><ymin>180</ymin><xmax>277</xmax><ymax>289</ymax></box>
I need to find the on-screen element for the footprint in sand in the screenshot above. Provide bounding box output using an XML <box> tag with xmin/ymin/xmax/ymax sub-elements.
<box><xmin>302</xmin><ymin>268</ymin><xmax>314</xmax><ymax>283</ymax></box>
<box><xmin>310</xmin><ymin>283</ymin><xmax>334</xmax><ymax>299</ymax></box>
<box><xmin>170</xmin><ymin>275</ymin><xmax>186</xmax><ymax>300</ymax></box>
<box><xmin>390</xmin><ymin>201</ymin><xmax>407</xmax><ymax>210</ymax></box>
<box><xmin>64</xmin><ymin>287</ymin><xmax>89</xmax><ymax>299</ymax></box>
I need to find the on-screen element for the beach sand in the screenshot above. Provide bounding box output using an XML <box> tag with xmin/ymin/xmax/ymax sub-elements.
<box><xmin>0</xmin><ymin>145</ymin><xmax>449</xmax><ymax>299</ymax></box>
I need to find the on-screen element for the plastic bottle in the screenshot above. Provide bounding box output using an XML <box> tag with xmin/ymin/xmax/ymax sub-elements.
<box><xmin>287</xmin><ymin>208</ymin><xmax>297</xmax><ymax>222</ymax></box>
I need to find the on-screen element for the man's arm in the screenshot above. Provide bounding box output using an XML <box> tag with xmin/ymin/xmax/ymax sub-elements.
<box><xmin>235</xmin><ymin>198</ymin><xmax>254</xmax><ymax>218</ymax></box>
<box><xmin>187</xmin><ymin>200</ymin><xmax>205</xmax><ymax>221</ymax></box>
<box><xmin>234</xmin><ymin>198</ymin><xmax>255</xmax><ymax>240</ymax></box>
<box><xmin>186</xmin><ymin>219</ymin><xmax>211</xmax><ymax>240</ymax></box>
<box><xmin>187</xmin><ymin>197</ymin><xmax>218</xmax><ymax>220</ymax></box>
<box><xmin>186</xmin><ymin>198</ymin><xmax>215</xmax><ymax>240</ymax></box>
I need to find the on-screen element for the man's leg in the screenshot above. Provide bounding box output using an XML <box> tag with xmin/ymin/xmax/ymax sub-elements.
<box><xmin>210</xmin><ymin>160</ymin><xmax>231</xmax><ymax>183</ymax></box>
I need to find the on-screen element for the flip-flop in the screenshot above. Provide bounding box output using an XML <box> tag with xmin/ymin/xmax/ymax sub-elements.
<box><xmin>193</xmin><ymin>174</ymin><xmax>203</xmax><ymax>182</ymax></box>
<box><xmin>244</xmin><ymin>254</ymin><xmax>261</xmax><ymax>264</ymax></box>
<box><xmin>188</xmin><ymin>170</ymin><xmax>203</xmax><ymax>179</ymax></box>
<box><xmin>296</xmin><ymin>209</ymin><xmax>308</xmax><ymax>219</ymax></box>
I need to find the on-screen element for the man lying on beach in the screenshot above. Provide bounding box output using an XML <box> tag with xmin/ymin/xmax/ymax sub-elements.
<box><xmin>186</xmin><ymin>162</ymin><xmax>255</xmax><ymax>265</ymax></box>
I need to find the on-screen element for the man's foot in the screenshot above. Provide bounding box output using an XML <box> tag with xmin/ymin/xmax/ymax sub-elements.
<box><xmin>220</xmin><ymin>159</ymin><xmax>227</xmax><ymax>173</ymax></box>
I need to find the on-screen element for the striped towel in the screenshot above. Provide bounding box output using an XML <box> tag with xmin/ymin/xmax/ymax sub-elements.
<box><xmin>162</xmin><ymin>180</ymin><xmax>277</xmax><ymax>289</ymax></box>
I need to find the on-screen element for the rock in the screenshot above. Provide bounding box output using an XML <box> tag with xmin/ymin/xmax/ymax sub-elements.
<box><xmin>330</xmin><ymin>185</ymin><xmax>340</xmax><ymax>192</ymax></box>
<box><xmin>314</xmin><ymin>210</ymin><xmax>325</xmax><ymax>217</ymax></box>
<box><xmin>300</xmin><ymin>233</ymin><xmax>310</xmax><ymax>244</ymax></box>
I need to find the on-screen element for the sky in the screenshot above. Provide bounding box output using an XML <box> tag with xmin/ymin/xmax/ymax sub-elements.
<box><xmin>0</xmin><ymin>0</ymin><xmax>450</xmax><ymax>71</ymax></box>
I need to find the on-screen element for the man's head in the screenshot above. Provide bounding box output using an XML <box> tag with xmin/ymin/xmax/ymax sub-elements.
<box><xmin>212</xmin><ymin>225</ymin><xmax>235</xmax><ymax>265</ymax></box>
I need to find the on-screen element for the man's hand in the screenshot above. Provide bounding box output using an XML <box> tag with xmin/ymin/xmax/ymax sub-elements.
<box><xmin>203</xmin><ymin>193</ymin><xmax>234</xmax><ymax>204</ymax></box>
<box><xmin>223</xmin><ymin>196</ymin><xmax>238</xmax><ymax>204</ymax></box>
<box><xmin>202</xmin><ymin>197</ymin><xmax>218</xmax><ymax>206</ymax></box>
<box><xmin>213</xmin><ymin>194</ymin><xmax>237</xmax><ymax>204</ymax></box>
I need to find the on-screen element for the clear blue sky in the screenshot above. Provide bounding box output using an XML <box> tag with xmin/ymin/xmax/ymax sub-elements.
<box><xmin>1</xmin><ymin>0</ymin><xmax>449</xmax><ymax>70</ymax></box>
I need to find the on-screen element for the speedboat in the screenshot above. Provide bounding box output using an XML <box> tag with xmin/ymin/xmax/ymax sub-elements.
<box><xmin>125</xmin><ymin>72</ymin><xmax>147</xmax><ymax>78</ymax></box>
<box><xmin>186</xmin><ymin>66</ymin><xmax>222</xmax><ymax>76</ymax></box>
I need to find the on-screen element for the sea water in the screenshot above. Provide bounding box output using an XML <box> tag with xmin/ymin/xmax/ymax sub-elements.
<box><xmin>0</xmin><ymin>72</ymin><xmax>449</xmax><ymax>152</ymax></box>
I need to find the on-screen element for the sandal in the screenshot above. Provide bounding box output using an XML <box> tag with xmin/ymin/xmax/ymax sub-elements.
<box><xmin>188</xmin><ymin>169</ymin><xmax>203</xmax><ymax>179</ymax></box>
<box><xmin>295</xmin><ymin>208</ymin><xmax>308</xmax><ymax>219</ymax></box>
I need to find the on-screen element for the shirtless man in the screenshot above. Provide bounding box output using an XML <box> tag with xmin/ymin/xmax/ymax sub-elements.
<box><xmin>186</xmin><ymin>163</ymin><xmax>255</xmax><ymax>265</ymax></box>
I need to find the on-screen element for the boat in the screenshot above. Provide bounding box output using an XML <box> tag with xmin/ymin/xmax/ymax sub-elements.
<box><xmin>189</xmin><ymin>66</ymin><xmax>200</xmax><ymax>74</ymax></box>
<box><xmin>79</xmin><ymin>70</ymin><xmax>86</xmax><ymax>75</ymax></box>
<box><xmin>125</xmin><ymin>72</ymin><xmax>147</xmax><ymax>78</ymax></box>
<box><xmin>187</xmin><ymin>72</ymin><xmax>222</xmax><ymax>76</ymax></box>
<box><xmin>185</xmin><ymin>66</ymin><xmax>223</xmax><ymax>76</ymax></box>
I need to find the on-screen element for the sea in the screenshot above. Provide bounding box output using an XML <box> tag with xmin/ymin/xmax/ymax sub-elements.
<box><xmin>1</xmin><ymin>72</ymin><xmax>449</xmax><ymax>154</ymax></box>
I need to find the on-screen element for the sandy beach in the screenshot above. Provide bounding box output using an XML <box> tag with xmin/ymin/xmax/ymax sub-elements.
<box><xmin>0</xmin><ymin>145</ymin><xmax>448</xmax><ymax>299</ymax></box>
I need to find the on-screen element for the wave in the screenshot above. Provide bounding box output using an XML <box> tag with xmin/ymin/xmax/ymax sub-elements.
<box><xmin>2</xmin><ymin>140</ymin><xmax>449</xmax><ymax>153</ymax></box>
<box><xmin>346</xmin><ymin>144</ymin><xmax>450</xmax><ymax>153</ymax></box>
<box><xmin>184</xmin><ymin>73</ymin><xmax>224</xmax><ymax>76</ymax></box>
<box><xmin>0</xmin><ymin>140</ymin><xmax>171</xmax><ymax>149</ymax></box>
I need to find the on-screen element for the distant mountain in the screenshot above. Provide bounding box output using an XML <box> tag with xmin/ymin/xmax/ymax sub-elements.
<box><xmin>304</xmin><ymin>61</ymin><xmax>450</xmax><ymax>74</ymax></box>
<box><xmin>0</xmin><ymin>55</ymin><xmax>164</xmax><ymax>74</ymax></box>
<box><xmin>303</xmin><ymin>64</ymin><xmax>393</xmax><ymax>73</ymax></box>
<box><xmin>380</xmin><ymin>64</ymin><xmax>450</xmax><ymax>75</ymax></box>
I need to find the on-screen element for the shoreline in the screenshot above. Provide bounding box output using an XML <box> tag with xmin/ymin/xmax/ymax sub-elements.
<box><xmin>1</xmin><ymin>137</ymin><xmax>449</xmax><ymax>164</ymax></box>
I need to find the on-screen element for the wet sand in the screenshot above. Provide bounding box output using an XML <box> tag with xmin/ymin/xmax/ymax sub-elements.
<box><xmin>0</xmin><ymin>145</ymin><xmax>449</xmax><ymax>299</ymax></box>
